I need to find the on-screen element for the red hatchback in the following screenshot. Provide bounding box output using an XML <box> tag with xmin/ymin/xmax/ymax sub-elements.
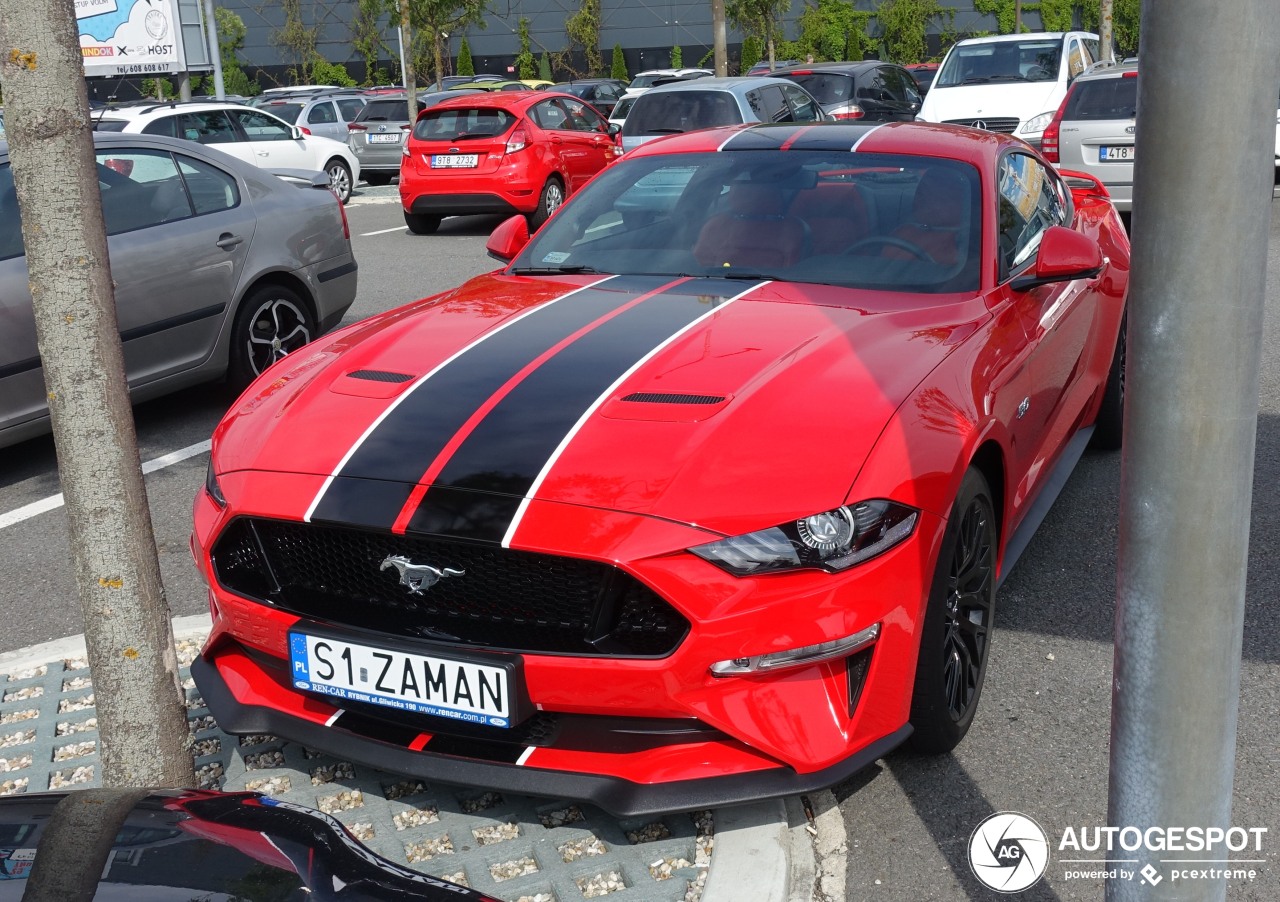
<box><xmin>398</xmin><ymin>91</ymin><xmax>620</xmax><ymax>234</ymax></box>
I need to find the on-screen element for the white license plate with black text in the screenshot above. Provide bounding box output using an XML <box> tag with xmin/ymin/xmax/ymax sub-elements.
<box><xmin>289</xmin><ymin>632</ymin><xmax>513</xmax><ymax>727</ymax></box>
<box><xmin>431</xmin><ymin>154</ymin><xmax>478</xmax><ymax>168</ymax></box>
<box><xmin>368</xmin><ymin>133</ymin><xmax>401</xmax><ymax>144</ymax></box>
<box><xmin>1099</xmin><ymin>145</ymin><xmax>1135</xmax><ymax>162</ymax></box>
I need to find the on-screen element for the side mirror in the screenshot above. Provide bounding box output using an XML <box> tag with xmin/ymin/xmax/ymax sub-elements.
<box><xmin>607</xmin><ymin>122</ymin><xmax>622</xmax><ymax>137</ymax></box>
<box><xmin>290</xmin><ymin>125</ymin><xmax>305</xmax><ymax>140</ymax></box>
<box><xmin>1010</xmin><ymin>225</ymin><xmax>1105</xmax><ymax>292</ymax></box>
<box><xmin>486</xmin><ymin>214</ymin><xmax>530</xmax><ymax>263</ymax></box>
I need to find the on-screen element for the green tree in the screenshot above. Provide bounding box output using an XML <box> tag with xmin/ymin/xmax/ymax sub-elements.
<box><xmin>564</xmin><ymin>0</ymin><xmax>603</xmax><ymax>75</ymax></box>
<box><xmin>539</xmin><ymin>50</ymin><xmax>553</xmax><ymax>80</ymax></box>
<box><xmin>271</xmin><ymin>0</ymin><xmax>319</xmax><ymax>84</ymax></box>
<box><xmin>739</xmin><ymin>34</ymin><xmax>763</xmax><ymax>73</ymax></box>
<box><xmin>610</xmin><ymin>43</ymin><xmax>628</xmax><ymax>80</ymax></box>
<box><xmin>214</xmin><ymin>7</ymin><xmax>257</xmax><ymax>95</ymax></box>
<box><xmin>876</xmin><ymin>0</ymin><xmax>952</xmax><ymax>63</ymax></box>
<box><xmin>515</xmin><ymin>18</ymin><xmax>537</xmax><ymax>79</ymax></box>
<box><xmin>351</xmin><ymin>0</ymin><xmax>389</xmax><ymax>85</ymax></box>
<box><xmin>458</xmin><ymin>36</ymin><xmax>475</xmax><ymax>75</ymax></box>
<box><xmin>312</xmin><ymin>57</ymin><xmax>357</xmax><ymax>86</ymax></box>
<box><xmin>787</xmin><ymin>0</ymin><xmax>874</xmax><ymax>62</ymax></box>
<box><xmin>670</xmin><ymin>44</ymin><xmax>683</xmax><ymax>67</ymax></box>
<box><xmin>407</xmin><ymin>0</ymin><xmax>488</xmax><ymax>90</ymax></box>
<box><xmin>140</xmin><ymin>77</ymin><xmax>176</xmax><ymax>99</ymax></box>
<box><xmin>726</xmin><ymin>0</ymin><xmax>791</xmax><ymax>70</ymax></box>
<box><xmin>1075</xmin><ymin>0</ymin><xmax>1141</xmax><ymax>56</ymax></box>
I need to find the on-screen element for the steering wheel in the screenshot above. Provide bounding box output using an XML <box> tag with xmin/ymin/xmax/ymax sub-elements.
<box><xmin>844</xmin><ymin>235</ymin><xmax>936</xmax><ymax>263</ymax></box>
<box><xmin>1025</xmin><ymin>65</ymin><xmax>1052</xmax><ymax>80</ymax></box>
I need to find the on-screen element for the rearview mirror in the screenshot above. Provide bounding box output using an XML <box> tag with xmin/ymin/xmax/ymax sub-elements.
<box><xmin>1010</xmin><ymin>226</ymin><xmax>1105</xmax><ymax>291</ymax></box>
<box><xmin>487</xmin><ymin>215</ymin><xmax>530</xmax><ymax>263</ymax></box>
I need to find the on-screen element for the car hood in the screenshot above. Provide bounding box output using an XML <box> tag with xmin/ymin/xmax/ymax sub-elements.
<box><xmin>921</xmin><ymin>81</ymin><xmax>1062</xmax><ymax>124</ymax></box>
<box><xmin>215</xmin><ymin>274</ymin><xmax>980</xmax><ymax>538</ymax></box>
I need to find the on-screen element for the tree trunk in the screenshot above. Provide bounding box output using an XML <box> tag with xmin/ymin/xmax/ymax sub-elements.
<box><xmin>399</xmin><ymin>0</ymin><xmax>417</xmax><ymax>119</ymax></box>
<box><xmin>0</xmin><ymin>0</ymin><xmax>194</xmax><ymax>787</ymax></box>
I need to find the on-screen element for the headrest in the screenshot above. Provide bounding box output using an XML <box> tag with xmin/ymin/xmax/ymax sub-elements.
<box><xmin>911</xmin><ymin>168</ymin><xmax>967</xmax><ymax>229</ymax></box>
<box><xmin>728</xmin><ymin>182</ymin><xmax>787</xmax><ymax>217</ymax></box>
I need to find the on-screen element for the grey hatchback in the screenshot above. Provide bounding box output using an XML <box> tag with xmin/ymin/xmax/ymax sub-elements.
<box><xmin>346</xmin><ymin>90</ymin><xmax>485</xmax><ymax>185</ymax></box>
<box><xmin>0</xmin><ymin>132</ymin><xmax>358</xmax><ymax>450</ymax></box>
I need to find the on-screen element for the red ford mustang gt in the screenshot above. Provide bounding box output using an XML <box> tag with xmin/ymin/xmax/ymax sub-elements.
<box><xmin>192</xmin><ymin>122</ymin><xmax>1129</xmax><ymax>816</ymax></box>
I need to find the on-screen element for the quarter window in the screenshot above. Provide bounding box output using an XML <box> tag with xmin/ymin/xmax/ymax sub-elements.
<box><xmin>307</xmin><ymin>102</ymin><xmax>337</xmax><ymax>125</ymax></box>
<box><xmin>176</xmin><ymin>156</ymin><xmax>240</xmax><ymax>215</ymax></box>
<box><xmin>336</xmin><ymin>98</ymin><xmax>366</xmax><ymax>121</ymax></box>
<box><xmin>231</xmin><ymin>110</ymin><xmax>293</xmax><ymax>141</ymax></box>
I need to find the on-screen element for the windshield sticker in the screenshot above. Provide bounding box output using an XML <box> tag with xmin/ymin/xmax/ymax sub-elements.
<box><xmin>542</xmin><ymin>252</ymin><xmax>571</xmax><ymax>264</ymax></box>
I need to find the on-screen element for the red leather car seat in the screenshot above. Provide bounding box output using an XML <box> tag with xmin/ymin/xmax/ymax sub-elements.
<box><xmin>787</xmin><ymin>181</ymin><xmax>872</xmax><ymax>255</ymax></box>
<box><xmin>884</xmin><ymin>168</ymin><xmax>968</xmax><ymax>266</ymax></box>
<box><xmin>693</xmin><ymin>182</ymin><xmax>810</xmax><ymax>269</ymax></box>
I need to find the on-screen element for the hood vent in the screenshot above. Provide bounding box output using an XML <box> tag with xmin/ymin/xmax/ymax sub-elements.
<box><xmin>347</xmin><ymin>369</ymin><xmax>414</xmax><ymax>384</ymax></box>
<box><xmin>621</xmin><ymin>392</ymin><xmax>726</xmax><ymax>405</ymax></box>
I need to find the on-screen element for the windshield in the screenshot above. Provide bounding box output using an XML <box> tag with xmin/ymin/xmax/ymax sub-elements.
<box><xmin>358</xmin><ymin>99</ymin><xmax>409</xmax><ymax>122</ymax></box>
<box><xmin>622</xmin><ymin>91</ymin><xmax>743</xmax><ymax>136</ymax></box>
<box><xmin>937</xmin><ymin>39</ymin><xmax>1063</xmax><ymax>87</ymax></box>
<box><xmin>779</xmin><ymin>73</ymin><xmax>856</xmax><ymax>105</ymax></box>
<box><xmin>1063</xmin><ymin>76</ymin><xmax>1137</xmax><ymax>120</ymax></box>
<box><xmin>511</xmin><ymin>149</ymin><xmax>981</xmax><ymax>294</ymax></box>
<box><xmin>611</xmin><ymin>97</ymin><xmax>636</xmax><ymax>120</ymax></box>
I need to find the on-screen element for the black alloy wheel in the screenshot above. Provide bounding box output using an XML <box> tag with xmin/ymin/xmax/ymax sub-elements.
<box><xmin>907</xmin><ymin>468</ymin><xmax>997</xmax><ymax>753</ymax></box>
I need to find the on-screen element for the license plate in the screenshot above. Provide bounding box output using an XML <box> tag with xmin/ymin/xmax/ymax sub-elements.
<box><xmin>289</xmin><ymin>632</ymin><xmax>515</xmax><ymax>727</ymax></box>
<box><xmin>368</xmin><ymin>133</ymin><xmax>401</xmax><ymax>144</ymax></box>
<box><xmin>431</xmin><ymin>154</ymin><xmax>478</xmax><ymax>168</ymax></box>
<box><xmin>1099</xmin><ymin>145</ymin><xmax>1135</xmax><ymax>162</ymax></box>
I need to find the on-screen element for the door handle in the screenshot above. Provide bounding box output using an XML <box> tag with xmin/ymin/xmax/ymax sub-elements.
<box><xmin>216</xmin><ymin>233</ymin><xmax>244</xmax><ymax>250</ymax></box>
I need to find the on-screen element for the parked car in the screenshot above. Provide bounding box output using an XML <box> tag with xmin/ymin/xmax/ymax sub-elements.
<box><xmin>246</xmin><ymin>85</ymin><xmax>340</xmax><ymax>108</ymax></box>
<box><xmin>0</xmin><ymin>789</ymin><xmax>498</xmax><ymax>901</ymax></box>
<box><xmin>918</xmin><ymin>31</ymin><xmax>1100</xmax><ymax>148</ymax></box>
<box><xmin>625</xmin><ymin>68</ymin><xmax>714</xmax><ymax>94</ymax></box>
<box><xmin>904</xmin><ymin>62</ymin><xmax>940</xmax><ymax>94</ymax></box>
<box><xmin>421</xmin><ymin>74</ymin><xmax>505</xmax><ymax>93</ymax></box>
<box><xmin>347</xmin><ymin>89</ymin><xmax>486</xmax><ymax>185</ymax></box>
<box><xmin>256</xmin><ymin>90</ymin><xmax>369</xmax><ymax>143</ymax></box>
<box><xmin>1041</xmin><ymin>58</ymin><xmax>1138</xmax><ymax>212</ymax></box>
<box><xmin>92</xmin><ymin>101</ymin><xmax>363</xmax><ymax>203</ymax></box>
<box><xmin>768</xmin><ymin>61</ymin><xmax>922</xmax><ymax>120</ymax></box>
<box><xmin>746</xmin><ymin>59</ymin><xmax>802</xmax><ymax>75</ymax></box>
<box><xmin>620</xmin><ymin>76</ymin><xmax>826</xmax><ymax>152</ymax></box>
<box><xmin>450</xmin><ymin>80</ymin><xmax>535</xmax><ymax>93</ymax></box>
<box><xmin>554</xmin><ymin>78</ymin><xmax>628</xmax><ymax>116</ymax></box>
<box><xmin>192</xmin><ymin>121</ymin><xmax>1129</xmax><ymax>817</ymax></box>
<box><xmin>398</xmin><ymin>90</ymin><xmax>621</xmax><ymax>233</ymax></box>
<box><xmin>0</xmin><ymin>132</ymin><xmax>357</xmax><ymax>450</ymax></box>
<box><xmin>608</xmin><ymin>94</ymin><xmax>637</xmax><ymax>129</ymax></box>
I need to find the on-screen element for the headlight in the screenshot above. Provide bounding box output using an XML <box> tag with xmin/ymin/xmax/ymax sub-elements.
<box><xmin>690</xmin><ymin>500</ymin><xmax>918</xmax><ymax>576</ymax></box>
<box><xmin>1020</xmin><ymin>111</ymin><xmax>1055</xmax><ymax>135</ymax></box>
<box><xmin>205</xmin><ymin>460</ymin><xmax>226</xmax><ymax>508</ymax></box>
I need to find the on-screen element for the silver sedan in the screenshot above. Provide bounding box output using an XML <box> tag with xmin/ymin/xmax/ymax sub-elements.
<box><xmin>0</xmin><ymin>132</ymin><xmax>358</xmax><ymax>450</ymax></box>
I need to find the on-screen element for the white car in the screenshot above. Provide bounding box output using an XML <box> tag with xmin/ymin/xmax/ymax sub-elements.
<box><xmin>918</xmin><ymin>31</ymin><xmax>1100</xmax><ymax>149</ymax></box>
<box><xmin>93</xmin><ymin>101</ymin><xmax>361</xmax><ymax>203</ymax></box>
<box><xmin>620</xmin><ymin>68</ymin><xmax>714</xmax><ymax>101</ymax></box>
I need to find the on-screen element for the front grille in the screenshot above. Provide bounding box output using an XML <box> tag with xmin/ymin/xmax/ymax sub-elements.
<box><xmin>212</xmin><ymin>518</ymin><xmax>689</xmax><ymax>657</ymax></box>
<box><xmin>944</xmin><ymin>117</ymin><xmax>1020</xmax><ymax>134</ymax></box>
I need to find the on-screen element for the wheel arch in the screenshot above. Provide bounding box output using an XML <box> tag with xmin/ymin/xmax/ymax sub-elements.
<box><xmin>967</xmin><ymin>439</ymin><xmax>1006</xmax><ymax>544</ymax></box>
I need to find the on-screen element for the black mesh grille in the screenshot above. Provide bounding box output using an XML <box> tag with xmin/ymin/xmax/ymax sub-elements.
<box><xmin>621</xmin><ymin>392</ymin><xmax>726</xmax><ymax>405</ymax></box>
<box><xmin>347</xmin><ymin>370</ymin><xmax>414</xmax><ymax>383</ymax></box>
<box><xmin>212</xmin><ymin>518</ymin><xmax>688</xmax><ymax>657</ymax></box>
<box><xmin>944</xmin><ymin>117</ymin><xmax>1020</xmax><ymax>134</ymax></box>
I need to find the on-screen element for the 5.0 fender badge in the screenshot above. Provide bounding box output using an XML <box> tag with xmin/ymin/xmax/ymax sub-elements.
<box><xmin>380</xmin><ymin>555</ymin><xmax>465</xmax><ymax>594</ymax></box>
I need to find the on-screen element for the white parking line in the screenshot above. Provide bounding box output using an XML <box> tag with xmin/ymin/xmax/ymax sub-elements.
<box><xmin>0</xmin><ymin>439</ymin><xmax>211</xmax><ymax>532</ymax></box>
<box><xmin>359</xmin><ymin>226</ymin><xmax>407</xmax><ymax>237</ymax></box>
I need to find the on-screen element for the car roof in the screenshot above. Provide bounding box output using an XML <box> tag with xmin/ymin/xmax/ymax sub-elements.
<box><xmin>952</xmin><ymin>31</ymin><xmax>1095</xmax><ymax>45</ymax></box>
<box><xmin>419</xmin><ymin>90</ymin><xmax>577</xmax><ymax>112</ymax></box>
<box><xmin>1075</xmin><ymin>57</ymin><xmax>1140</xmax><ymax>81</ymax></box>
<box><xmin>92</xmin><ymin>100</ymin><xmax>257</xmax><ymax>120</ymax></box>
<box><xmin>638</xmin><ymin>76</ymin><xmax>789</xmax><ymax>96</ymax></box>
<box><xmin>769</xmin><ymin>61</ymin><xmax>886</xmax><ymax>77</ymax></box>
<box><xmin>622</xmin><ymin>120</ymin><xmax>1011</xmax><ymax>164</ymax></box>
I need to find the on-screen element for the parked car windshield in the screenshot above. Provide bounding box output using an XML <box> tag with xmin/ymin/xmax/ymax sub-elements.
<box><xmin>512</xmin><ymin>148</ymin><xmax>981</xmax><ymax>294</ymax></box>
<box><xmin>412</xmin><ymin>107</ymin><xmax>517</xmax><ymax>141</ymax></box>
<box><xmin>357</xmin><ymin>99</ymin><xmax>410</xmax><ymax>121</ymax></box>
<box><xmin>622</xmin><ymin>91</ymin><xmax>744</xmax><ymax>136</ymax></box>
<box><xmin>937</xmin><ymin>39</ymin><xmax>1063</xmax><ymax>87</ymax></box>
<box><xmin>1062</xmin><ymin>76</ymin><xmax>1137</xmax><ymax>120</ymax></box>
<box><xmin>777</xmin><ymin>72</ymin><xmax>856</xmax><ymax>105</ymax></box>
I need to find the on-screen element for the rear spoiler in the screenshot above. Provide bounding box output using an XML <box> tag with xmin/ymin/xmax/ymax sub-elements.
<box><xmin>1057</xmin><ymin>169</ymin><xmax>1112</xmax><ymax>201</ymax></box>
<box><xmin>267</xmin><ymin>168</ymin><xmax>330</xmax><ymax>189</ymax></box>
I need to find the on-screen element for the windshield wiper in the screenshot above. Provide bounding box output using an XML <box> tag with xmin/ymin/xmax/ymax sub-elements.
<box><xmin>987</xmin><ymin>74</ymin><xmax>1031</xmax><ymax>82</ymax></box>
<box><xmin>713</xmin><ymin>268</ymin><xmax>782</xmax><ymax>281</ymax></box>
<box><xmin>508</xmin><ymin>264</ymin><xmax>606</xmax><ymax>275</ymax></box>
<box><xmin>958</xmin><ymin>76</ymin><xmax>992</xmax><ymax>85</ymax></box>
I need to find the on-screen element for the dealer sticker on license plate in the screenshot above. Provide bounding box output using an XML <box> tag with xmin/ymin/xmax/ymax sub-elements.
<box><xmin>289</xmin><ymin>632</ymin><xmax>513</xmax><ymax>727</ymax></box>
<box><xmin>431</xmin><ymin>154</ymin><xmax>478</xmax><ymax>168</ymax></box>
<box><xmin>1099</xmin><ymin>145</ymin><xmax>1135</xmax><ymax>162</ymax></box>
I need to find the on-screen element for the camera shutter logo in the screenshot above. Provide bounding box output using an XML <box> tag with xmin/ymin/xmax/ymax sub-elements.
<box><xmin>969</xmin><ymin>812</ymin><xmax>1050</xmax><ymax>893</ymax></box>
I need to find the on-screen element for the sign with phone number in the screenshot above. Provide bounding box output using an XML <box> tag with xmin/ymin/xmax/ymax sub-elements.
<box><xmin>77</xmin><ymin>0</ymin><xmax>187</xmax><ymax>78</ymax></box>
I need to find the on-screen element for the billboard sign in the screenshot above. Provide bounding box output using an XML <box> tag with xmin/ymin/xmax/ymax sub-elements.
<box><xmin>77</xmin><ymin>0</ymin><xmax>187</xmax><ymax>77</ymax></box>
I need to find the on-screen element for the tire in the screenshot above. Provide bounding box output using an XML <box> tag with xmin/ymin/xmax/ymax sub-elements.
<box><xmin>325</xmin><ymin>158</ymin><xmax>354</xmax><ymax>204</ymax></box>
<box><xmin>907</xmin><ymin>468</ymin><xmax>998</xmax><ymax>754</ymax></box>
<box><xmin>363</xmin><ymin>172</ymin><xmax>394</xmax><ymax>187</ymax></box>
<box><xmin>528</xmin><ymin>176</ymin><xmax>565</xmax><ymax>230</ymax></box>
<box><xmin>1090</xmin><ymin>316</ymin><xmax>1126</xmax><ymax>450</ymax></box>
<box><xmin>228</xmin><ymin>284</ymin><xmax>316</xmax><ymax>390</ymax></box>
<box><xmin>403</xmin><ymin>211</ymin><xmax>441</xmax><ymax>234</ymax></box>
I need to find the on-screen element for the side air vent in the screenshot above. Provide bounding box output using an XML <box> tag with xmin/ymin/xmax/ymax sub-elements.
<box><xmin>621</xmin><ymin>393</ymin><xmax>726</xmax><ymax>405</ymax></box>
<box><xmin>347</xmin><ymin>370</ymin><xmax>414</xmax><ymax>383</ymax></box>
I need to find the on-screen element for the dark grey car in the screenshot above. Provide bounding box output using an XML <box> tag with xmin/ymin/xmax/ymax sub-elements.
<box><xmin>768</xmin><ymin>62</ymin><xmax>923</xmax><ymax>121</ymax></box>
<box><xmin>346</xmin><ymin>90</ymin><xmax>485</xmax><ymax>185</ymax></box>
<box><xmin>0</xmin><ymin>132</ymin><xmax>358</xmax><ymax>450</ymax></box>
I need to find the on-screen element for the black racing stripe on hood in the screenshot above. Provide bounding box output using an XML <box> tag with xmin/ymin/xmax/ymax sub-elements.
<box><xmin>406</xmin><ymin>279</ymin><xmax>761</xmax><ymax>542</ymax></box>
<box><xmin>309</xmin><ymin>275</ymin><xmax>672</xmax><ymax>529</ymax></box>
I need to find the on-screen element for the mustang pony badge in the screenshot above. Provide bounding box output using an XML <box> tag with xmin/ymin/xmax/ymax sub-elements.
<box><xmin>379</xmin><ymin>555</ymin><xmax>464</xmax><ymax>594</ymax></box>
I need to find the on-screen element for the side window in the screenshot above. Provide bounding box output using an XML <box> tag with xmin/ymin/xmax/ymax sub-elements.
<box><xmin>95</xmin><ymin>149</ymin><xmax>191</xmax><ymax>234</ymax></box>
<box><xmin>1067</xmin><ymin>40</ymin><xmax>1087</xmax><ymax>81</ymax></box>
<box><xmin>176</xmin><ymin>111</ymin><xmax>238</xmax><ymax>144</ymax></box>
<box><xmin>176</xmin><ymin>156</ymin><xmax>240</xmax><ymax>215</ymax></box>
<box><xmin>231</xmin><ymin>110</ymin><xmax>293</xmax><ymax>141</ymax></box>
<box><xmin>336</xmin><ymin>98</ymin><xmax>366</xmax><ymax>121</ymax></box>
<box><xmin>997</xmin><ymin>153</ymin><xmax>1066</xmax><ymax>275</ymax></box>
<box><xmin>141</xmin><ymin>115</ymin><xmax>180</xmax><ymax>139</ymax></box>
<box><xmin>531</xmin><ymin>100</ymin><xmax>567</xmax><ymax>131</ymax></box>
<box><xmin>307</xmin><ymin>102</ymin><xmax>337</xmax><ymax>125</ymax></box>
<box><xmin>1082</xmin><ymin>39</ymin><xmax>1099</xmax><ymax>66</ymax></box>
<box><xmin>756</xmin><ymin>85</ymin><xmax>792</xmax><ymax>122</ymax></box>
<box><xmin>0</xmin><ymin>163</ymin><xmax>23</xmax><ymax>261</ymax></box>
<box><xmin>782</xmin><ymin>85</ymin><xmax>821</xmax><ymax>121</ymax></box>
<box><xmin>561</xmin><ymin>97</ymin><xmax>605</xmax><ymax>131</ymax></box>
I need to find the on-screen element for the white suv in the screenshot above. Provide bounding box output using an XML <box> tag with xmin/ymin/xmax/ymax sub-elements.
<box><xmin>93</xmin><ymin>101</ymin><xmax>361</xmax><ymax>203</ymax></box>
<box><xmin>918</xmin><ymin>31</ymin><xmax>1099</xmax><ymax>148</ymax></box>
